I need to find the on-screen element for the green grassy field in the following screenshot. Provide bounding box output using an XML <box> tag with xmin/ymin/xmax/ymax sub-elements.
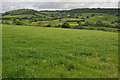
<box><xmin>2</xmin><ymin>24</ymin><xmax>118</xmax><ymax>78</ymax></box>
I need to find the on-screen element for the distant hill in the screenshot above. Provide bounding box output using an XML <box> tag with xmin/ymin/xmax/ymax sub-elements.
<box><xmin>69</xmin><ymin>8</ymin><xmax>119</xmax><ymax>14</ymax></box>
<box><xmin>2</xmin><ymin>8</ymin><xmax>119</xmax><ymax>16</ymax></box>
<box><xmin>1</xmin><ymin>8</ymin><xmax>119</xmax><ymax>32</ymax></box>
<box><xmin>2</xmin><ymin>9</ymin><xmax>39</xmax><ymax>16</ymax></box>
<box><xmin>2</xmin><ymin>8</ymin><xmax>119</xmax><ymax>21</ymax></box>
<box><xmin>2</xmin><ymin>9</ymin><xmax>53</xmax><ymax>20</ymax></box>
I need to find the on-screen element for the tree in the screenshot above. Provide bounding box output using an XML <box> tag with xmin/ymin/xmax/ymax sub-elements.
<box><xmin>59</xmin><ymin>18</ymin><xmax>62</xmax><ymax>21</ymax></box>
<box><xmin>77</xmin><ymin>21</ymin><xmax>82</xmax><ymax>26</ymax></box>
<box><xmin>115</xmin><ymin>24</ymin><xmax>120</xmax><ymax>28</ymax></box>
<box><xmin>79</xmin><ymin>22</ymin><xmax>82</xmax><ymax>26</ymax></box>
<box><xmin>85</xmin><ymin>21</ymin><xmax>90</xmax><ymax>26</ymax></box>
<box><xmin>37</xmin><ymin>22</ymin><xmax>41</xmax><ymax>26</ymax></box>
<box><xmin>46</xmin><ymin>23</ymin><xmax>52</xmax><ymax>27</ymax></box>
<box><xmin>91</xmin><ymin>14</ymin><xmax>95</xmax><ymax>17</ymax></box>
<box><xmin>76</xmin><ymin>16</ymin><xmax>79</xmax><ymax>18</ymax></box>
<box><xmin>62</xmin><ymin>22</ymin><xmax>70</xmax><ymax>28</ymax></box>
<box><xmin>12</xmin><ymin>20</ymin><xmax>23</xmax><ymax>25</ymax></box>
<box><xmin>96</xmin><ymin>21</ymin><xmax>103</xmax><ymax>26</ymax></box>
<box><xmin>55</xmin><ymin>24</ymin><xmax>62</xmax><ymax>28</ymax></box>
<box><xmin>86</xmin><ymin>16</ymin><xmax>89</xmax><ymax>18</ymax></box>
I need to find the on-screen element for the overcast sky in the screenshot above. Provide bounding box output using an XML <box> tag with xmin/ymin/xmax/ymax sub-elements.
<box><xmin>1</xmin><ymin>0</ymin><xmax>119</xmax><ymax>2</ymax></box>
<box><xmin>1</xmin><ymin>0</ymin><xmax>119</xmax><ymax>13</ymax></box>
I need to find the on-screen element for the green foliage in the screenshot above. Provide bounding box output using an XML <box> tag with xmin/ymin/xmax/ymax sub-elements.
<box><xmin>46</xmin><ymin>23</ymin><xmax>52</xmax><ymax>27</ymax></box>
<box><xmin>12</xmin><ymin>20</ymin><xmax>23</xmax><ymax>25</ymax></box>
<box><xmin>37</xmin><ymin>22</ymin><xmax>41</xmax><ymax>26</ymax></box>
<box><xmin>96</xmin><ymin>21</ymin><xmax>103</xmax><ymax>26</ymax></box>
<box><xmin>78</xmin><ymin>21</ymin><xmax>82</xmax><ymax>26</ymax></box>
<box><xmin>55</xmin><ymin>24</ymin><xmax>62</xmax><ymax>28</ymax></box>
<box><xmin>62</xmin><ymin>22</ymin><xmax>71</xmax><ymax>28</ymax></box>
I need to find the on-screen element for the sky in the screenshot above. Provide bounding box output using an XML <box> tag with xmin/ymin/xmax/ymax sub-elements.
<box><xmin>1</xmin><ymin>0</ymin><xmax>119</xmax><ymax>2</ymax></box>
<box><xmin>1</xmin><ymin>0</ymin><xmax>119</xmax><ymax>13</ymax></box>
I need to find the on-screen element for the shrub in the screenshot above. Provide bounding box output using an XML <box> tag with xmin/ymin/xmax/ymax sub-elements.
<box><xmin>55</xmin><ymin>24</ymin><xmax>62</xmax><ymax>28</ymax></box>
<box><xmin>78</xmin><ymin>21</ymin><xmax>82</xmax><ymax>26</ymax></box>
<box><xmin>62</xmin><ymin>22</ymin><xmax>71</xmax><ymax>28</ymax></box>
<box><xmin>85</xmin><ymin>21</ymin><xmax>90</xmax><ymax>26</ymax></box>
<box><xmin>76</xmin><ymin>16</ymin><xmax>79</xmax><ymax>18</ymax></box>
<box><xmin>86</xmin><ymin>16</ymin><xmax>89</xmax><ymax>18</ymax></box>
<box><xmin>37</xmin><ymin>22</ymin><xmax>41</xmax><ymax>26</ymax></box>
<box><xmin>12</xmin><ymin>20</ymin><xmax>23</xmax><ymax>25</ymax></box>
<box><xmin>91</xmin><ymin>14</ymin><xmax>95</xmax><ymax>17</ymax></box>
<box><xmin>115</xmin><ymin>24</ymin><xmax>120</xmax><ymax>28</ymax></box>
<box><xmin>46</xmin><ymin>24</ymin><xmax>52</xmax><ymax>27</ymax></box>
<box><xmin>96</xmin><ymin>21</ymin><xmax>103</xmax><ymax>26</ymax></box>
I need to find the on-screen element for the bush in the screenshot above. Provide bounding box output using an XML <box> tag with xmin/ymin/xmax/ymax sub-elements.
<box><xmin>12</xmin><ymin>20</ymin><xmax>23</xmax><ymax>25</ymax></box>
<box><xmin>46</xmin><ymin>24</ymin><xmax>52</xmax><ymax>27</ymax></box>
<box><xmin>62</xmin><ymin>22</ymin><xmax>71</xmax><ymax>28</ymax></box>
<box><xmin>55</xmin><ymin>24</ymin><xmax>62</xmax><ymax>28</ymax></box>
<box><xmin>78</xmin><ymin>21</ymin><xmax>82</xmax><ymax>26</ymax></box>
<box><xmin>37</xmin><ymin>22</ymin><xmax>41</xmax><ymax>26</ymax></box>
<box><xmin>86</xmin><ymin>16</ymin><xmax>89</xmax><ymax>18</ymax></box>
<box><xmin>85</xmin><ymin>21</ymin><xmax>90</xmax><ymax>26</ymax></box>
<box><xmin>96</xmin><ymin>21</ymin><xmax>103</xmax><ymax>26</ymax></box>
<box><xmin>115</xmin><ymin>24</ymin><xmax>120</xmax><ymax>28</ymax></box>
<box><xmin>91</xmin><ymin>14</ymin><xmax>95</xmax><ymax>17</ymax></box>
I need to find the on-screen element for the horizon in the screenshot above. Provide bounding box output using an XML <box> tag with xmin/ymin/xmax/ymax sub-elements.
<box><xmin>1</xmin><ymin>7</ymin><xmax>119</xmax><ymax>13</ymax></box>
<box><xmin>1</xmin><ymin>2</ymin><xmax>118</xmax><ymax>13</ymax></box>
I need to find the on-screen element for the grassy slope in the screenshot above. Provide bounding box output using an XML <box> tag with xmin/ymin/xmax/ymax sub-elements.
<box><xmin>2</xmin><ymin>24</ymin><xmax>118</xmax><ymax>78</ymax></box>
<box><xmin>0</xmin><ymin>24</ymin><xmax>2</xmax><ymax>78</ymax></box>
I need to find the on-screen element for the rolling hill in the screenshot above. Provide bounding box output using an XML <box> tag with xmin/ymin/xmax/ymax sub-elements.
<box><xmin>2</xmin><ymin>8</ymin><xmax>119</xmax><ymax>78</ymax></box>
<box><xmin>1</xmin><ymin>8</ymin><xmax>119</xmax><ymax>32</ymax></box>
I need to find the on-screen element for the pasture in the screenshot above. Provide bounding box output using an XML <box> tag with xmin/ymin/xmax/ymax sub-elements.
<box><xmin>2</xmin><ymin>24</ymin><xmax>118</xmax><ymax>78</ymax></box>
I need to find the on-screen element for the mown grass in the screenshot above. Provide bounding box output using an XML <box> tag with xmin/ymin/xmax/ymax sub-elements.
<box><xmin>2</xmin><ymin>24</ymin><xmax>118</xmax><ymax>78</ymax></box>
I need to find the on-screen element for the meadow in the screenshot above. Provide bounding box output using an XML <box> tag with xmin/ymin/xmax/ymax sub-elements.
<box><xmin>2</xmin><ymin>24</ymin><xmax>118</xmax><ymax>78</ymax></box>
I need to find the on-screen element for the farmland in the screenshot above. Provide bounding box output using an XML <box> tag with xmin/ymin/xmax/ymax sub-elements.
<box><xmin>1</xmin><ymin>8</ymin><xmax>120</xmax><ymax>32</ymax></box>
<box><xmin>1</xmin><ymin>8</ymin><xmax>119</xmax><ymax>78</ymax></box>
<box><xmin>2</xmin><ymin>24</ymin><xmax>118</xmax><ymax>78</ymax></box>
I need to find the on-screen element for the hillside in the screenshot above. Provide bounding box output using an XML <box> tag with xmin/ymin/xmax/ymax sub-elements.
<box><xmin>69</xmin><ymin>8</ymin><xmax>119</xmax><ymax>14</ymax></box>
<box><xmin>1</xmin><ymin>8</ymin><xmax>120</xmax><ymax>32</ymax></box>
<box><xmin>3</xmin><ymin>24</ymin><xmax>118</xmax><ymax>78</ymax></box>
<box><xmin>2</xmin><ymin>9</ymin><xmax>39</xmax><ymax>15</ymax></box>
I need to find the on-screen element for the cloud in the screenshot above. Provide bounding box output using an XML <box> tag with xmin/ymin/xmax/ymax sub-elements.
<box><xmin>1</xmin><ymin>2</ymin><xmax>118</xmax><ymax>13</ymax></box>
<box><xmin>2</xmin><ymin>0</ymin><xmax>119</xmax><ymax>2</ymax></box>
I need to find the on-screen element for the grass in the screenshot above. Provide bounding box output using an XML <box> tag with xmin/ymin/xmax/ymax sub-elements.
<box><xmin>2</xmin><ymin>24</ymin><xmax>118</xmax><ymax>78</ymax></box>
<box><xmin>0</xmin><ymin>24</ymin><xmax>2</xmax><ymax>78</ymax></box>
<box><xmin>85</xmin><ymin>13</ymin><xmax>118</xmax><ymax>24</ymax></box>
<box><xmin>78</xmin><ymin>26</ymin><xmax>119</xmax><ymax>32</ymax></box>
